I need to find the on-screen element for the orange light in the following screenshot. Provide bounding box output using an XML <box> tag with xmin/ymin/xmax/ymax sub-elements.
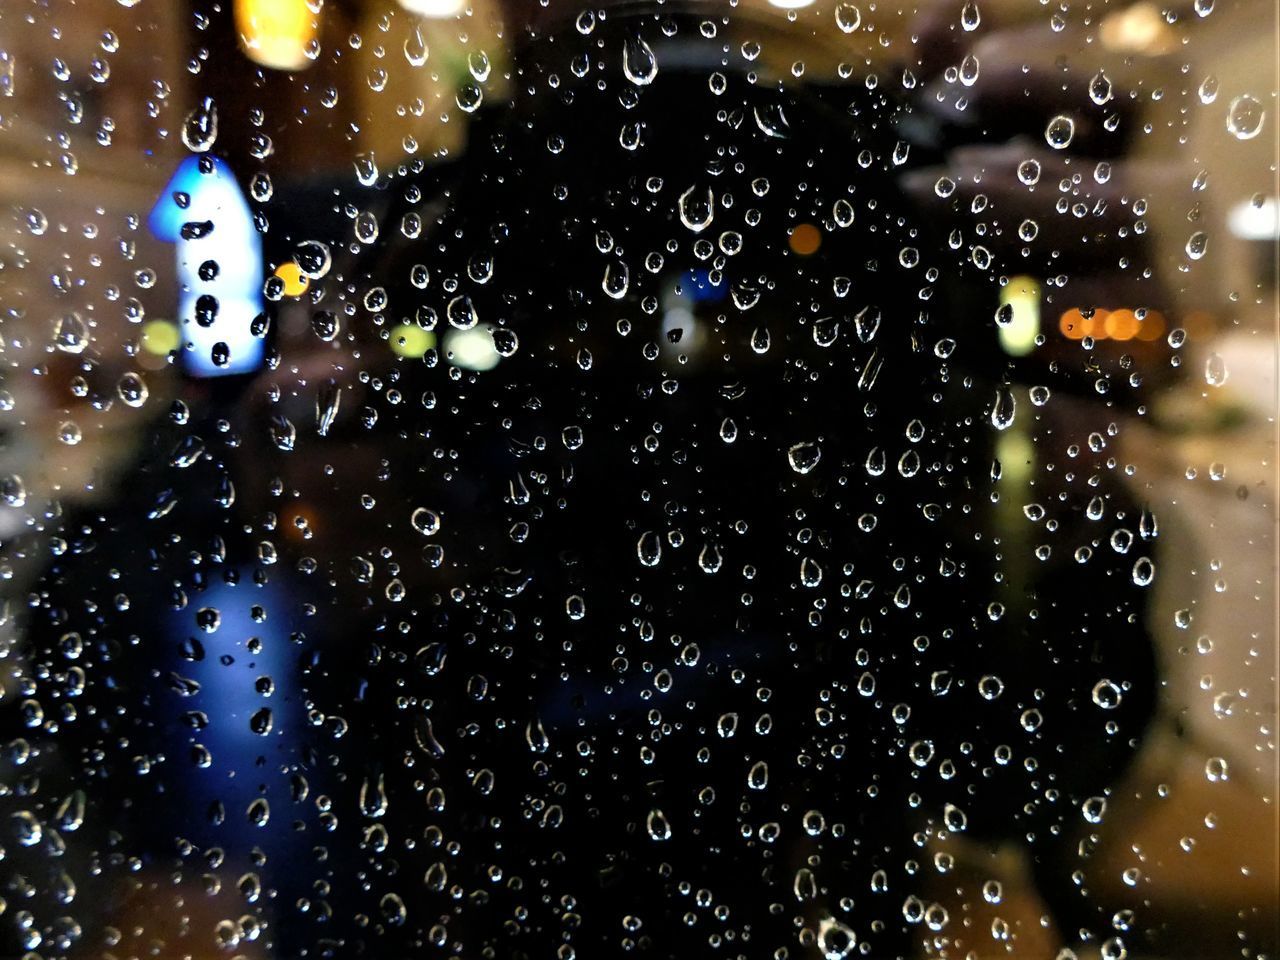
<box><xmin>789</xmin><ymin>223</ymin><xmax>821</xmax><ymax>256</ymax></box>
<box><xmin>1135</xmin><ymin>310</ymin><xmax>1165</xmax><ymax>340</ymax></box>
<box><xmin>275</xmin><ymin>261</ymin><xmax>310</xmax><ymax>297</ymax></box>
<box><xmin>235</xmin><ymin>0</ymin><xmax>317</xmax><ymax>72</ymax></box>
<box><xmin>1104</xmin><ymin>309</ymin><xmax>1140</xmax><ymax>341</ymax></box>
<box><xmin>1059</xmin><ymin>308</ymin><xmax>1093</xmax><ymax>340</ymax></box>
<box><xmin>1061</xmin><ymin>307</ymin><xmax>1170</xmax><ymax>342</ymax></box>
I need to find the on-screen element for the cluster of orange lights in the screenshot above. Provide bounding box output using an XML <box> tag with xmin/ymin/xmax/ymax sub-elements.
<box><xmin>1058</xmin><ymin>307</ymin><xmax>1166</xmax><ymax>342</ymax></box>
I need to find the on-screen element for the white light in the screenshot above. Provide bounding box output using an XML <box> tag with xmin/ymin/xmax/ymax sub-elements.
<box><xmin>444</xmin><ymin>328</ymin><xmax>500</xmax><ymax>371</ymax></box>
<box><xmin>767</xmin><ymin>0</ymin><xmax>816</xmax><ymax>7</ymax></box>
<box><xmin>398</xmin><ymin>0</ymin><xmax>466</xmax><ymax>17</ymax></box>
<box><xmin>1228</xmin><ymin>196</ymin><xmax>1279</xmax><ymax>241</ymax></box>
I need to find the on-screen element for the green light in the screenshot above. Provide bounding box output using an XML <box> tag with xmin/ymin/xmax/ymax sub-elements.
<box><xmin>141</xmin><ymin>320</ymin><xmax>180</xmax><ymax>356</ymax></box>
<box><xmin>389</xmin><ymin>324</ymin><xmax>436</xmax><ymax>358</ymax></box>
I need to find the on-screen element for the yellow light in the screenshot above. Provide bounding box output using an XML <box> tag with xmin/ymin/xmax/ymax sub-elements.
<box><xmin>998</xmin><ymin>276</ymin><xmax>1040</xmax><ymax>356</ymax></box>
<box><xmin>789</xmin><ymin>223</ymin><xmax>821</xmax><ymax>256</ymax></box>
<box><xmin>995</xmin><ymin>424</ymin><xmax>1035</xmax><ymax>486</ymax></box>
<box><xmin>398</xmin><ymin>0</ymin><xmax>467</xmax><ymax>18</ymax></box>
<box><xmin>389</xmin><ymin>324</ymin><xmax>436</xmax><ymax>358</ymax></box>
<box><xmin>274</xmin><ymin>262</ymin><xmax>310</xmax><ymax>297</ymax></box>
<box><xmin>142</xmin><ymin>320</ymin><xmax>181</xmax><ymax>356</ymax></box>
<box><xmin>1099</xmin><ymin>2</ymin><xmax>1177</xmax><ymax>55</ymax></box>
<box><xmin>235</xmin><ymin>0</ymin><xmax>317</xmax><ymax>72</ymax></box>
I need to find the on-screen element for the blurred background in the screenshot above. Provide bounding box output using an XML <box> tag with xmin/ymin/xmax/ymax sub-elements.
<box><xmin>0</xmin><ymin>0</ymin><xmax>1275</xmax><ymax>958</ymax></box>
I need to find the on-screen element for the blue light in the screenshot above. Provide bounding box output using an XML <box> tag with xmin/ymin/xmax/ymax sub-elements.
<box><xmin>149</xmin><ymin>156</ymin><xmax>265</xmax><ymax>377</ymax></box>
<box><xmin>680</xmin><ymin>268</ymin><xmax>725</xmax><ymax>304</ymax></box>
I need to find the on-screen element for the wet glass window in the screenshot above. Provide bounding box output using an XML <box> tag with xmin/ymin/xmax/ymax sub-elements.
<box><xmin>0</xmin><ymin>1</ymin><xmax>1276</xmax><ymax>958</ymax></box>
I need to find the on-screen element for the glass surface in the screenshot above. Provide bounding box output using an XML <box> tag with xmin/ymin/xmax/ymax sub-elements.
<box><xmin>0</xmin><ymin>1</ymin><xmax>1276</xmax><ymax>958</ymax></box>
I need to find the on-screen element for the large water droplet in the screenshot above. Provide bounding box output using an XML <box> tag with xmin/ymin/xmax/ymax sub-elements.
<box><xmin>1227</xmin><ymin>94</ymin><xmax>1264</xmax><ymax>140</ymax></box>
<box><xmin>1204</xmin><ymin>352</ymin><xmax>1228</xmax><ymax>386</ymax></box>
<box><xmin>602</xmin><ymin>261</ymin><xmax>629</xmax><ymax>299</ymax></box>
<box><xmin>622</xmin><ymin>36</ymin><xmax>658</xmax><ymax>86</ymax></box>
<box><xmin>835</xmin><ymin>3</ymin><xmax>862</xmax><ymax>32</ymax></box>
<box><xmin>990</xmin><ymin>384</ymin><xmax>1017</xmax><ymax>430</ymax></box>
<box><xmin>637</xmin><ymin>530</ymin><xmax>662</xmax><ymax>567</ymax></box>
<box><xmin>1044</xmin><ymin>114</ymin><xmax>1075</xmax><ymax>149</ymax></box>
<box><xmin>678</xmin><ymin>185</ymin><xmax>714</xmax><ymax>232</ymax></box>
<box><xmin>788</xmin><ymin>441</ymin><xmax>822</xmax><ymax>474</ymax></box>
<box><xmin>646</xmin><ymin>808</ymin><xmax>672</xmax><ymax>840</ymax></box>
<box><xmin>294</xmin><ymin>240</ymin><xmax>332</xmax><ymax>280</ymax></box>
<box><xmin>1089</xmin><ymin>70</ymin><xmax>1113</xmax><ymax>105</ymax></box>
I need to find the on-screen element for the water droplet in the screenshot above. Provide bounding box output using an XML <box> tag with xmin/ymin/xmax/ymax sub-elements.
<box><xmin>1092</xmin><ymin>679</ymin><xmax>1122</xmax><ymax>709</ymax></box>
<box><xmin>1132</xmin><ymin>556</ymin><xmax>1156</xmax><ymax>586</ymax></box>
<box><xmin>447</xmin><ymin>294</ymin><xmax>478</xmax><ymax>329</ymax></box>
<box><xmin>990</xmin><ymin>384</ymin><xmax>1016</xmax><ymax>430</ymax></box>
<box><xmin>412</xmin><ymin>507</ymin><xmax>441</xmax><ymax>536</ymax></box>
<box><xmin>359</xmin><ymin>772</ymin><xmax>388</xmax><ymax>818</ymax></box>
<box><xmin>818</xmin><ymin>917</ymin><xmax>857</xmax><ymax>958</ymax></box>
<box><xmin>602</xmin><ymin>261</ymin><xmax>629</xmax><ymax>299</ymax></box>
<box><xmin>316</xmin><ymin>379</ymin><xmax>341</xmax><ymax>436</ymax></box>
<box><xmin>1082</xmin><ymin>796</ymin><xmax>1108</xmax><ymax>823</ymax></box>
<box><xmin>1089</xmin><ymin>71</ymin><xmax>1113</xmax><ymax>105</ymax></box>
<box><xmin>354</xmin><ymin>152</ymin><xmax>378</xmax><ymax>186</ymax></box>
<box><xmin>788</xmin><ymin>441</ymin><xmax>822</xmax><ymax>474</ymax></box>
<box><xmin>1044</xmin><ymin>114</ymin><xmax>1075</xmax><ymax>149</ymax></box>
<box><xmin>835</xmin><ymin>3</ymin><xmax>862</xmax><ymax>32</ymax></box>
<box><xmin>54</xmin><ymin>312</ymin><xmax>89</xmax><ymax>353</ymax></box>
<box><xmin>249</xmin><ymin>706</ymin><xmax>273</xmax><ymax>735</ymax></box>
<box><xmin>10</xmin><ymin>811</ymin><xmax>42</xmax><ymax>847</ymax></box>
<box><xmin>293</xmin><ymin>240</ymin><xmax>332</xmax><ymax>280</ymax></box>
<box><xmin>1227</xmin><ymin>95</ymin><xmax>1264</xmax><ymax>139</ymax></box>
<box><xmin>800</xmin><ymin>556</ymin><xmax>823</xmax><ymax>587</ymax></box>
<box><xmin>404</xmin><ymin>27</ymin><xmax>428</xmax><ymax>66</ymax></box>
<box><xmin>646</xmin><ymin>808</ymin><xmax>672</xmax><ymax>840</ymax></box>
<box><xmin>678</xmin><ymin>184</ymin><xmax>715</xmax><ymax>232</ymax></box>
<box><xmin>854</xmin><ymin>305</ymin><xmax>881</xmax><ymax>342</ymax></box>
<box><xmin>1204</xmin><ymin>352</ymin><xmax>1228</xmax><ymax>386</ymax></box>
<box><xmin>268</xmin><ymin>414</ymin><xmax>296</xmax><ymax>452</ymax></box>
<box><xmin>525</xmin><ymin>717</ymin><xmax>550</xmax><ymax>753</ymax></box>
<box><xmin>181</xmin><ymin>96</ymin><xmax>218</xmax><ymax>152</ymax></box>
<box><xmin>637</xmin><ymin>530</ymin><xmax>662</xmax><ymax>567</ymax></box>
<box><xmin>622</xmin><ymin>36</ymin><xmax>658</xmax><ymax>86</ymax></box>
<box><xmin>117</xmin><ymin>372</ymin><xmax>148</xmax><ymax>408</ymax></box>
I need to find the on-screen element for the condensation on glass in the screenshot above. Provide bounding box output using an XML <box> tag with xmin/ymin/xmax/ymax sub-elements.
<box><xmin>0</xmin><ymin>0</ymin><xmax>1276</xmax><ymax>958</ymax></box>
